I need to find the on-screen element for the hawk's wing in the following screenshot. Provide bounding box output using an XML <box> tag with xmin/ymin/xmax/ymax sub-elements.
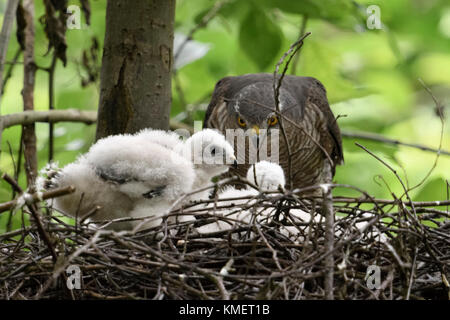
<box><xmin>203</xmin><ymin>77</ymin><xmax>230</xmax><ymax>129</ymax></box>
<box><xmin>285</xmin><ymin>76</ymin><xmax>344</xmax><ymax>165</ymax></box>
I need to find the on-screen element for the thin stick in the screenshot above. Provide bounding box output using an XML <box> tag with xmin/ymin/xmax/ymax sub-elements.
<box><xmin>255</xmin><ymin>224</ymin><xmax>282</xmax><ymax>271</ymax></box>
<box><xmin>406</xmin><ymin>247</ymin><xmax>418</xmax><ymax>300</ymax></box>
<box><xmin>355</xmin><ymin>142</ymin><xmax>417</xmax><ymax>217</ymax></box>
<box><xmin>1</xmin><ymin>48</ymin><xmax>21</xmax><ymax>95</ymax></box>
<box><xmin>322</xmin><ymin>161</ymin><xmax>334</xmax><ymax>300</ymax></box>
<box><xmin>0</xmin><ymin>182</ymin><xmax>75</xmax><ymax>213</ymax></box>
<box><xmin>341</xmin><ymin>130</ymin><xmax>450</xmax><ymax>156</ymax></box>
<box><xmin>0</xmin><ymin>109</ymin><xmax>189</xmax><ymax>134</ymax></box>
<box><xmin>173</xmin><ymin>0</ymin><xmax>228</xmax><ymax>62</ymax></box>
<box><xmin>47</xmin><ymin>54</ymin><xmax>57</xmax><ymax>162</ymax></box>
<box><xmin>406</xmin><ymin>79</ymin><xmax>446</xmax><ymax>192</ymax></box>
<box><xmin>5</xmin><ymin>141</ymin><xmax>17</xmax><ymax>231</ymax></box>
<box><xmin>149</xmin><ymin>119</ymin><xmax>450</xmax><ymax>157</ymax></box>
<box><xmin>332</xmin><ymin>197</ymin><xmax>450</xmax><ymax>207</ymax></box>
<box><xmin>273</xmin><ymin>32</ymin><xmax>312</xmax><ymax>188</ymax></box>
<box><xmin>2</xmin><ymin>173</ymin><xmax>58</xmax><ymax>262</ymax></box>
<box><xmin>0</xmin><ymin>109</ymin><xmax>97</xmax><ymax>130</ymax></box>
<box><xmin>290</xmin><ymin>15</ymin><xmax>308</xmax><ymax>75</ymax></box>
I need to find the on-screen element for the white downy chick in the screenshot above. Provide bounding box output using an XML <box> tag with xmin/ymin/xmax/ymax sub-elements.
<box><xmin>196</xmin><ymin>161</ymin><xmax>289</xmax><ymax>234</ymax></box>
<box><xmin>246</xmin><ymin>160</ymin><xmax>286</xmax><ymax>191</ymax></box>
<box><xmin>134</xmin><ymin>128</ymin><xmax>237</xmax><ymax>200</ymax></box>
<box><xmin>134</xmin><ymin>128</ymin><xmax>184</xmax><ymax>151</ymax></box>
<box><xmin>168</xmin><ymin>129</ymin><xmax>237</xmax><ymax>224</ymax></box>
<box><xmin>128</xmin><ymin>128</ymin><xmax>237</xmax><ymax>225</ymax></box>
<box><xmin>39</xmin><ymin>128</ymin><xmax>237</xmax><ymax>231</ymax></box>
<box><xmin>176</xmin><ymin>128</ymin><xmax>237</xmax><ymax>200</ymax></box>
<box><xmin>40</xmin><ymin>133</ymin><xmax>195</xmax><ymax>231</ymax></box>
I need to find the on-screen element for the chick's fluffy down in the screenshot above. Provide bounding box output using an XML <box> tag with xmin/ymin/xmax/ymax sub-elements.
<box><xmin>46</xmin><ymin>135</ymin><xmax>195</xmax><ymax>231</ymax></box>
<box><xmin>86</xmin><ymin>134</ymin><xmax>195</xmax><ymax>201</ymax></box>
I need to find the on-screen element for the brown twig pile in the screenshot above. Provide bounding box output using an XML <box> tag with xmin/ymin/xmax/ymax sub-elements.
<box><xmin>0</xmin><ymin>182</ymin><xmax>448</xmax><ymax>300</ymax></box>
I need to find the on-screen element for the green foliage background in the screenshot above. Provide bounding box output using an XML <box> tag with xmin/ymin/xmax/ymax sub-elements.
<box><xmin>0</xmin><ymin>0</ymin><xmax>449</xmax><ymax>232</ymax></box>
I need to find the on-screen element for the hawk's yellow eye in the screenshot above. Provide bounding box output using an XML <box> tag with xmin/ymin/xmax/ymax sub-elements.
<box><xmin>268</xmin><ymin>116</ymin><xmax>278</xmax><ymax>126</ymax></box>
<box><xmin>237</xmin><ymin>116</ymin><xmax>246</xmax><ymax>127</ymax></box>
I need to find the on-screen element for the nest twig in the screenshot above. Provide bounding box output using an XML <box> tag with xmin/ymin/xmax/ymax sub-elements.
<box><xmin>0</xmin><ymin>181</ymin><xmax>448</xmax><ymax>300</ymax></box>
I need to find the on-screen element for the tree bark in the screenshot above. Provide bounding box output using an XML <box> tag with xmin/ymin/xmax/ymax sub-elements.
<box><xmin>22</xmin><ymin>0</ymin><xmax>37</xmax><ymax>188</ymax></box>
<box><xmin>96</xmin><ymin>0</ymin><xmax>176</xmax><ymax>140</ymax></box>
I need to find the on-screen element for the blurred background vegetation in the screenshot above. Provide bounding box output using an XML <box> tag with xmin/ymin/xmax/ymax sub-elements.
<box><xmin>0</xmin><ymin>0</ymin><xmax>449</xmax><ymax>232</ymax></box>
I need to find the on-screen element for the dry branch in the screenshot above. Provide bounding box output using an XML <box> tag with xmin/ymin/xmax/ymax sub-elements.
<box><xmin>0</xmin><ymin>109</ymin><xmax>98</xmax><ymax>155</ymax></box>
<box><xmin>1</xmin><ymin>48</ymin><xmax>21</xmax><ymax>95</ymax></box>
<box><xmin>321</xmin><ymin>162</ymin><xmax>334</xmax><ymax>300</ymax></box>
<box><xmin>290</xmin><ymin>14</ymin><xmax>308</xmax><ymax>75</ymax></box>
<box><xmin>0</xmin><ymin>109</ymin><xmax>97</xmax><ymax>129</ymax></box>
<box><xmin>47</xmin><ymin>55</ymin><xmax>57</xmax><ymax>161</ymax></box>
<box><xmin>0</xmin><ymin>183</ymin><xmax>75</xmax><ymax>213</ymax></box>
<box><xmin>173</xmin><ymin>0</ymin><xmax>228</xmax><ymax>63</ymax></box>
<box><xmin>1</xmin><ymin>172</ymin><xmax>60</xmax><ymax>261</ymax></box>
<box><xmin>341</xmin><ymin>130</ymin><xmax>450</xmax><ymax>156</ymax></box>
<box><xmin>0</xmin><ymin>109</ymin><xmax>192</xmax><ymax>137</ymax></box>
<box><xmin>0</xmin><ymin>109</ymin><xmax>193</xmax><ymax>158</ymax></box>
<box><xmin>272</xmin><ymin>32</ymin><xmax>313</xmax><ymax>189</ymax></box>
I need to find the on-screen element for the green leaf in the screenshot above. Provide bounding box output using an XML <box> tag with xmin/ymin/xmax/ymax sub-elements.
<box><xmin>260</xmin><ymin>0</ymin><xmax>323</xmax><ymax>17</ymax></box>
<box><xmin>262</xmin><ymin>0</ymin><xmax>354</xmax><ymax>18</ymax></box>
<box><xmin>239</xmin><ymin>5</ymin><xmax>283</xmax><ymax>70</ymax></box>
<box><xmin>259</xmin><ymin>0</ymin><xmax>364</xmax><ymax>28</ymax></box>
<box><xmin>217</xmin><ymin>0</ymin><xmax>250</xmax><ymax>21</ymax></box>
<box><xmin>413</xmin><ymin>178</ymin><xmax>448</xmax><ymax>203</ymax></box>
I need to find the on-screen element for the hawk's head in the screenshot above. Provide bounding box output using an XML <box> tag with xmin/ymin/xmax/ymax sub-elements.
<box><xmin>226</xmin><ymin>81</ymin><xmax>298</xmax><ymax>138</ymax></box>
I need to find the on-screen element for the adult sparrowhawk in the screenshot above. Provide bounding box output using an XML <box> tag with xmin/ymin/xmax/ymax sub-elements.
<box><xmin>203</xmin><ymin>73</ymin><xmax>344</xmax><ymax>189</ymax></box>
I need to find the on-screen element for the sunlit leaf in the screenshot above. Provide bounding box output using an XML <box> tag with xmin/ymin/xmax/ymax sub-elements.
<box><xmin>260</xmin><ymin>0</ymin><xmax>362</xmax><ymax>27</ymax></box>
<box><xmin>413</xmin><ymin>177</ymin><xmax>448</xmax><ymax>203</ymax></box>
<box><xmin>239</xmin><ymin>5</ymin><xmax>283</xmax><ymax>70</ymax></box>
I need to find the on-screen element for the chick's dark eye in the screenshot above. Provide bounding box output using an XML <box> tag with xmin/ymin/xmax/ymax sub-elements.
<box><xmin>210</xmin><ymin>147</ymin><xmax>216</xmax><ymax>156</ymax></box>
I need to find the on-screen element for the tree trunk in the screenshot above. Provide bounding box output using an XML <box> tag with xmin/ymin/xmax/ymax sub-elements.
<box><xmin>22</xmin><ymin>0</ymin><xmax>38</xmax><ymax>188</ymax></box>
<box><xmin>96</xmin><ymin>0</ymin><xmax>176</xmax><ymax>140</ymax></box>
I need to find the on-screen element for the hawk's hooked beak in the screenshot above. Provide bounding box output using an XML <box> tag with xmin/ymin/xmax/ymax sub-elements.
<box><xmin>250</xmin><ymin>125</ymin><xmax>260</xmax><ymax>149</ymax></box>
<box><xmin>231</xmin><ymin>155</ymin><xmax>238</xmax><ymax>169</ymax></box>
<box><xmin>251</xmin><ymin>125</ymin><xmax>260</xmax><ymax>136</ymax></box>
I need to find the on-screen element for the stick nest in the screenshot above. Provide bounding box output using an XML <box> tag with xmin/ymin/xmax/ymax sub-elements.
<box><xmin>0</xmin><ymin>189</ymin><xmax>449</xmax><ymax>300</ymax></box>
